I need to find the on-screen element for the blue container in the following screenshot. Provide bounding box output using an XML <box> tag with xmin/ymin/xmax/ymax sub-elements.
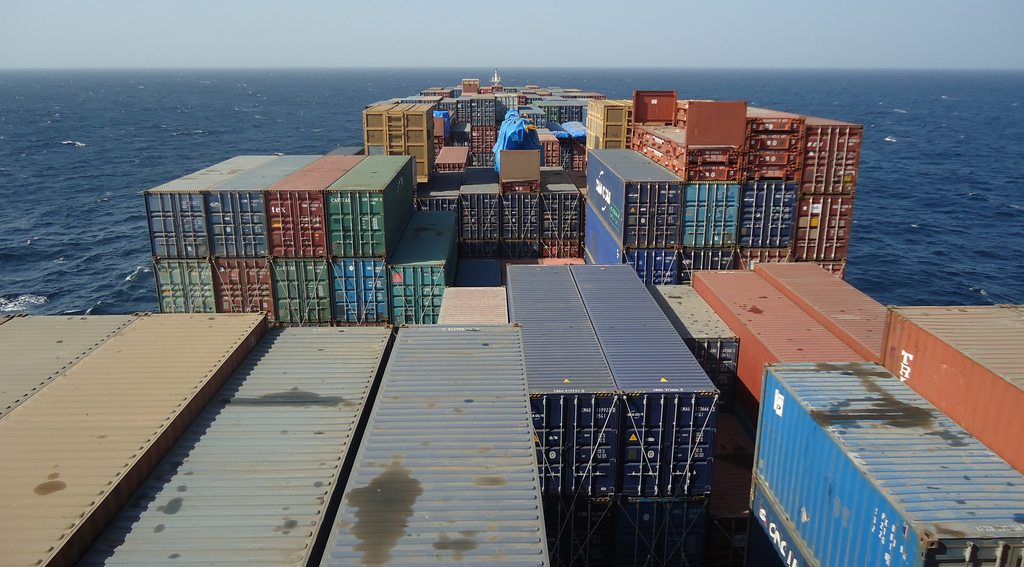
<box><xmin>682</xmin><ymin>182</ymin><xmax>741</xmax><ymax>247</ymax></box>
<box><xmin>459</xmin><ymin>167</ymin><xmax>501</xmax><ymax>242</ymax></box>
<box><xmin>146</xmin><ymin>192</ymin><xmax>209</xmax><ymax>258</ymax></box>
<box><xmin>740</xmin><ymin>181</ymin><xmax>797</xmax><ymax>247</ymax></box>
<box><xmin>414</xmin><ymin>171</ymin><xmax>461</xmax><ymax>213</ymax></box>
<box><xmin>679</xmin><ymin>247</ymin><xmax>737</xmax><ymax>282</ymax></box>
<box><xmin>588</xmin><ymin>150</ymin><xmax>683</xmax><ymax>249</ymax></box>
<box><xmin>455</xmin><ymin>259</ymin><xmax>501</xmax><ymax>286</ymax></box>
<box><xmin>205</xmin><ymin>191</ymin><xmax>267</xmax><ymax>257</ymax></box>
<box><xmin>625</xmin><ymin>248</ymin><xmax>680</xmax><ymax>285</ymax></box>
<box><xmin>540</xmin><ymin>174</ymin><xmax>583</xmax><ymax>242</ymax></box>
<box><xmin>585</xmin><ymin>200</ymin><xmax>623</xmax><ymax>265</ymax></box>
<box><xmin>500</xmin><ymin>192</ymin><xmax>541</xmax><ymax>241</ymax></box>
<box><xmin>571</xmin><ymin>264</ymin><xmax>719</xmax><ymax>498</ymax></box>
<box><xmin>754</xmin><ymin>362</ymin><xmax>1024</xmax><ymax>567</ymax></box>
<box><xmin>748</xmin><ymin>480</ymin><xmax>814</xmax><ymax>567</ymax></box>
<box><xmin>330</xmin><ymin>259</ymin><xmax>388</xmax><ymax>323</ymax></box>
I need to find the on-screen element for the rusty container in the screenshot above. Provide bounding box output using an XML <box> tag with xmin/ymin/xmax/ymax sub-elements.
<box><xmin>882</xmin><ymin>305</ymin><xmax>1024</xmax><ymax>473</ymax></box>
<box><xmin>435</xmin><ymin>146</ymin><xmax>470</xmax><ymax>173</ymax></box>
<box><xmin>792</xmin><ymin>193</ymin><xmax>854</xmax><ymax>261</ymax></box>
<box><xmin>632</xmin><ymin>90</ymin><xmax>677</xmax><ymax>125</ymax></box>
<box><xmin>801</xmin><ymin>116</ymin><xmax>863</xmax><ymax>194</ymax></box>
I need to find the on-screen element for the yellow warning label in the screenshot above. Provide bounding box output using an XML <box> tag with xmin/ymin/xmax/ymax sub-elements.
<box><xmin>534</xmin><ymin>435</ymin><xmax>540</xmax><ymax>443</ymax></box>
<box><xmin>629</xmin><ymin>433</ymin><xmax>638</xmax><ymax>442</ymax></box>
<box><xmin>660</xmin><ymin>377</ymin><xmax>668</xmax><ymax>383</ymax></box>
<box><xmin>563</xmin><ymin>378</ymin><xmax>571</xmax><ymax>383</ymax></box>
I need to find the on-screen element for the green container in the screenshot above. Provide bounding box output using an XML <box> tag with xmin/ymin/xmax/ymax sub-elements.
<box><xmin>388</xmin><ymin>211</ymin><xmax>458</xmax><ymax>325</ymax></box>
<box><xmin>326</xmin><ymin>156</ymin><xmax>415</xmax><ymax>258</ymax></box>
<box><xmin>154</xmin><ymin>259</ymin><xmax>215</xmax><ymax>313</ymax></box>
<box><xmin>271</xmin><ymin>259</ymin><xmax>332</xmax><ymax>325</ymax></box>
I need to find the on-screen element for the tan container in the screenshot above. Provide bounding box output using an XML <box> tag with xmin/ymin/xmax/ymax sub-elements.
<box><xmin>0</xmin><ymin>314</ymin><xmax>266</xmax><ymax>566</ymax></box>
<box><xmin>363</xmin><ymin>103</ymin><xmax>435</xmax><ymax>183</ymax></box>
<box><xmin>882</xmin><ymin>305</ymin><xmax>1024</xmax><ymax>473</ymax></box>
<box><xmin>437</xmin><ymin>287</ymin><xmax>508</xmax><ymax>325</ymax></box>
<box><xmin>499</xmin><ymin>150</ymin><xmax>540</xmax><ymax>182</ymax></box>
<box><xmin>586</xmin><ymin>99</ymin><xmax>633</xmax><ymax>150</ymax></box>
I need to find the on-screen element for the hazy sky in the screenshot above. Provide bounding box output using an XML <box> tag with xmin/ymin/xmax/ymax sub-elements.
<box><xmin>1</xmin><ymin>0</ymin><xmax>1022</xmax><ymax>70</ymax></box>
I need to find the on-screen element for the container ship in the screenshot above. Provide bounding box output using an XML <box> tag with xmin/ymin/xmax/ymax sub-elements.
<box><xmin>1</xmin><ymin>76</ymin><xmax>1021</xmax><ymax>567</ymax></box>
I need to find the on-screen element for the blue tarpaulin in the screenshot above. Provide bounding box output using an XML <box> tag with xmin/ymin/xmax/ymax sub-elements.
<box><xmin>433</xmin><ymin>110</ymin><xmax>450</xmax><ymax>138</ymax></box>
<box><xmin>561</xmin><ymin>122</ymin><xmax>587</xmax><ymax>140</ymax></box>
<box><xmin>493</xmin><ymin>109</ymin><xmax>542</xmax><ymax>173</ymax></box>
<box><xmin>546</xmin><ymin>122</ymin><xmax>570</xmax><ymax>140</ymax></box>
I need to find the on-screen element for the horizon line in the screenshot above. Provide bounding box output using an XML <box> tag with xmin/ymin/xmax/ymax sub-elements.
<box><xmin>1</xmin><ymin>66</ymin><xmax>1022</xmax><ymax>73</ymax></box>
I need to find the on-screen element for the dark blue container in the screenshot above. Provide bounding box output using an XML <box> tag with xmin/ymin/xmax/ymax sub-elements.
<box><xmin>588</xmin><ymin>149</ymin><xmax>683</xmax><ymax>249</ymax></box>
<box><xmin>679</xmin><ymin>248</ymin><xmax>736</xmax><ymax>282</ymax></box>
<box><xmin>459</xmin><ymin>167</ymin><xmax>501</xmax><ymax>243</ymax></box>
<box><xmin>455</xmin><ymin>259</ymin><xmax>501</xmax><ymax>286</ymax></box>
<box><xmin>415</xmin><ymin>171</ymin><xmax>461</xmax><ymax>213</ymax></box>
<box><xmin>624</xmin><ymin>249</ymin><xmax>680</xmax><ymax>285</ymax></box>
<box><xmin>540</xmin><ymin>170</ymin><xmax>583</xmax><ymax>242</ymax></box>
<box><xmin>146</xmin><ymin>192</ymin><xmax>209</xmax><ymax>258</ymax></box>
<box><xmin>585</xmin><ymin>201</ymin><xmax>623</xmax><ymax>265</ymax></box>
<box><xmin>330</xmin><ymin>259</ymin><xmax>388</xmax><ymax>323</ymax></box>
<box><xmin>571</xmin><ymin>264</ymin><xmax>719</xmax><ymax>498</ymax></box>
<box><xmin>500</xmin><ymin>192</ymin><xmax>540</xmax><ymax>240</ymax></box>
<box><xmin>740</xmin><ymin>181</ymin><xmax>797</xmax><ymax>247</ymax></box>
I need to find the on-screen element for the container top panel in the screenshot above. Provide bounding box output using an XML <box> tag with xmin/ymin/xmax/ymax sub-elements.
<box><xmin>266</xmin><ymin>155</ymin><xmax>365</xmax><ymax>192</ymax></box>
<box><xmin>80</xmin><ymin>327</ymin><xmax>390</xmax><ymax>567</ymax></box>
<box><xmin>746</xmin><ymin>106</ymin><xmax>804</xmax><ymax>119</ymax></box>
<box><xmin>888</xmin><ymin>305</ymin><xmax>1024</xmax><ymax>388</ymax></box>
<box><xmin>649</xmin><ymin>285</ymin><xmax>737</xmax><ymax>340</ymax></box>
<box><xmin>435</xmin><ymin>145</ymin><xmax>470</xmax><ymax>165</ymax></box>
<box><xmin>327</xmin><ymin>155</ymin><xmax>413</xmax><ymax>191</ymax></box>
<box><xmin>570</xmin><ymin>265</ymin><xmax>717</xmax><ymax>394</ymax></box>
<box><xmin>321</xmin><ymin>325</ymin><xmax>549</xmax><ymax>567</ymax></box>
<box><xmin>540</xmin><ymin>167</ymin><xmax>578</xmax><ymax>193</ymax></box>
<box><xmin>589</xmin><ymin>149</ymin><xmax>682</xmax><ymax>183</ymax></box>
<box><xmin>766</xmin><ymin>362</ymin><xmax>1024</xmax><ymax>538</ymax></box>
<box><xmin>326</xmin><ymin>146</ymin><xmax>363</xmax><ymax>156</ymax></box>
<box><xmin>389</xmin><ymin>211</ymin><xmax>457</xmax><ymax>266</ymax></box>
<box><xmin>755</xmin><ymin>263</ymin><xmax>886</xmax><ymax>361</ymax></box>
<box><xmin>803</xmin><ymin>114</ymin><xmax>862</xmax><ymax>127</ymax></box>
<box><xmin>149</xmin><ymin>155</ymin><xmax>277</xmax><ymax>192</ymax></box>
<box><xmin>0</xmin><ymin>313</ymin><xmax>266</xmax><ymax>567</ymax></box>
<box><xmin>0</xmin><ymin>315</ymin><xmax>138</xmax><ymax>419</ymax></box>
<box><xmin>416</xmin><ymin>171</ymin><xmax>462</xmax><ymax>198</ymax></box>
<box><xmin>460</xmin><ymin>167</ymin><xmax>500</xmax><ymax>194</ymax></box>
<box><xmin>506</xmin><ymin>265</ymin><xmax>616</xmax><ymax>394</ymax></box>
<box><xmin>438</xmin><ymin>287</ymin><xmax>508</xmax><ymax>325</ymax></box>
<box><xmin>212</xmin><ymin>155</ymin><xmax>321</xmax><ymax>192</ymax></box>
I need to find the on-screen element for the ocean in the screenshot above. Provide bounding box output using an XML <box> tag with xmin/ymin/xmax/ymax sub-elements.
<box><xmin>0</xmin><ymin>68</ymin><xmax>1021</xmax><ymax>315</ymax></box>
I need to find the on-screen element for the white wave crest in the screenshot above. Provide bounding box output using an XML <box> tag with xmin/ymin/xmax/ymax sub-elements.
<box><xmin>61</xmin><ymin>140</ymin><xmax>87</xmax><ymax>147</ymax></box>
<box><xmin>0</xmin><ymin>294</ymin><xmax>49</xmax><ymax>312</ymax></box>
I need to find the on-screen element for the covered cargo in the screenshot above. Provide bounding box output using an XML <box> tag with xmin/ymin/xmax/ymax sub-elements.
<box><xmin>437</xmin><ymin>287</ymin><xmax>508</xmax><ymax>324</ymax></box>
<box><xmin>0</xmin><ymin>314</ymin><xmax>265</xmax><ymax>567</ymax></box>
<box><xmin>80</xmin><ymin>327</ymin><xmax>390</xmax><ymax>566</ymax></box>
<box><xmin>506</xmin><ymin>265</ymin><xmax>620</xmax><ymax>496</ymax></box>
<box><xmin>212</xmin><ymin>258</ymin><xmax>273</xmax><ymax>316</ymax></box>
<box><xmin>455</xmin><ymin>258</ymin><xmax>502</xmax><ymax>286</ymax></box>
<box><xmin>588</xmin><ymin>149</ymin><xmax>683</xmax><ymax>248</ymax></box>
<box><xmin>650</xmin><ymin>285</ymin><xmax>739</xmax><ymax>408</ymax></box>
<box><xmin>270</xmin><ymin>259</ymin><xmax>332</xmax><ymax>325</ymax></box>
<box><xmin>586</xmin><ymin>99</ymin><xmax>633</xmax><ymax>150</ymax></box>
<box><xmin>793</xmin><ymin>193</ymin><xmax>854</xmax><ymax>261</ymax></box>
<box><xmin>206</xmin><ymin>155</ymin><xmax>319</xmax><ymax>258</ymax></box>
<box><xmin>459</xmin><ymin>167</ymin><xmax>501</xmax><ymax>256</ymax></box>
<box><xmin>414</xmin><ymin>170</ymin><xmax>461</xmax><ymax>212</ymax></box>
<box><xmin>571</xmin><ymin>264</ymin><xmax>719</xmax><ymax>497</ymax></box>
<box><xmin>265</xmin><ymin>155</ymin><xmax>364</xmax><ymax>258</ymax></box>
<box><xmin>801</xmin><ymin>116</ymin><xmax>863</xmax><ymax>194</ymax></box>
<box><xmin>739</xmin><ymin>181</ymin><xmax>797</xmax><ymax>248</ymax></box>
<box><xmin>692</xmin><ymin>270</ymin><xmax>863</xmax><ymax>419</ymax></box>
<box><xmin>683</xmin><ymin>182</ymin><xmax>741</xmax><ymax>247</ymax></box>
<box><xmin>756</xmin><ymin>263</ymin><xmax>886</xmax><ymax>361</ymax></box>
<box><xmin>330</xmin><ymin>258</ymin><xmax>388</xmax><ymax>324</ymax></box>
<box><xmin>326</xmin><ymin>155</ymin><xmax>416</xmax><ymax>258</ymax></box>
<box><xmin>0</xmin><ymin>315</ymin><xmax>136</xmax><ymax>419</ymax></box>
<box><xmin>388</xmin><ymin>211</ymin><xmax>458</xmax><ymax>325</ymax></box>
<box><xmin>153</xmin><ymin>258</ymin><xmax>216</xmax><ymax>313</ymax></box>
<box><xmin>882</xmin><ymin>305</ymin><xmax>1024</xmax><ymax>473</ymax></box>
<box><xmin>146</xmin><ymin>156</ymin><xmax>276</xmax><ymax>259</ymax></box>
<box><xmin>320</xmin><ymin>325</ymin><xmax>549</xmax><ymax>567</ymax></box>
<box><xmin>752</xmin><ymin>362</ymin><xmax>1024</xmax><ymax>567</ymax></box>
<box><xmin>362</xmin><ymin>103</ymin><xmax>435</xmax><ymax>182</ymax></box>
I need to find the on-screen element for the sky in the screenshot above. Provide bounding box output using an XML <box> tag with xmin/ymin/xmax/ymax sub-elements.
<box><xmin>1</xmin><ymin>0</ymin><xmax>1022</xmax><ymax>70</ymax></box>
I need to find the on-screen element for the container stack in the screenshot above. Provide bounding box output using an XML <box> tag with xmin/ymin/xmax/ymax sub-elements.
<box><xmin>586</xmin><ymin>98</ymin><xmax>634</xmax><ymax>150</ymax></box>
<box><xmin>539</xmin><ymin>166</ymin><xmax>584</xmax><ymax>258</ymax></box>
<box><xmin>386</xmin><ymin>210</ymin><xmax>458</xmax><ymax>324</ymax></box>
<box><xmin>361</xmin><ymin>102</ymin><xmax>435</xmax><ymax>183</ymax></box>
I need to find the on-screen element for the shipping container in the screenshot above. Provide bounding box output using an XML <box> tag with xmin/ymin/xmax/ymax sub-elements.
<box><xmin>506</xmin><ymin>265</ymin><xmax>620</xmax><ymax>496</ymax></box>
<box><xmin>801</xmin><ymin>116</ymin><xmax>862</xmax><ymax>194</ymax></box>
<box><xmin>80</xmin><ymin>326</ymin><xmax>390</xmax><ymax>566</ymax></box>
<box><xmin>388</xmin><ymin>211</ymin><xmax>458</xmax><ymax>325</ymax></box>
<box><xmin>683</xmin><ymin>182</ymin><xmax>741</xmax><ymax>247</ymax></box>
<box><xmin>540</xmin><ymin>167</ymin><xmax>583</xmax><ymax>257</ymax></box>
<box><xmin>633</xmin><ymin>90</ymin><xmax>677</xmax><ymax>125</ymax></box>
<box><xmin>469</xmin><ymin>93</ymin><xmax>497</xmax><ymax>126</ymax></box>
<box><xmin>679</xmin><ymin>248</ymin><xmax>737</xmax><ymax>282</ymax></box>
<box><xmin>584</xmin><ymin>199</ymin><xmax>625</xmax><ymax>266</ymax></box>
<box><xmin>438</xmin><ymin>287</ymin><xmax>508</xmax><ymax>324</ymax></box>
<box><xmin>739</xmin><ymin>181</ymin><xmax>797</xmax><ymax>248</ymax></box>
<box><xmin>633</xmin><ymin>124</ymin><xmax>743</xmax><ymax>182</ymax></box>
<box><xmin>882</xmin><ymin>306</ymin><xmax>1024</xmax><ymax>474</ymax></box>
<box><xmin>459</xmin><ymin>167</ymin><xmax>501</xmax><ymax>253</ymax></box>
<box><xmin>326</xmin><ymin>146</ymin><xmax>363</xmax><ymax>156</ymax></box>
<box><xmin>692</xmin><ymin>270</ymin><xmax>863</xmax><ymax>420</ymax></box>
<box><xmin>571</xmin><ymin>264</ymin><xmax>719</xmax><ymax>497</ymax></box>
<box><xmin>266</xmin><ymin>155</ymin><xmax>364</xmax><ymax>258</ymax></box>
<box><xmin>470</xmin><ymin>124</ymin><xmax>497</xmax><ymax>157</ymax></box>
<box><xmin>501</xmin><ymin>191</ymin><xmax>541</xmax><ymax>256</ymax></box>
<box><xmin>326</xmin><ymin>155</ymin><xmax>416</xmax><ymax>258</ymax></box>
<box><xmin>434</xmin><ymin>145</ymin><xmax>469</xmax><ymax>172</ymax></box>
<box><xmin>320</xmin><ymin>325</ymin><xmax>549</xmax><ymax>567</ymax></box>
<box><xmin>499</xmin><ymin>149</ymin><xmax>542</xmax><ymax>184</ymax></box>
<box><xmin>737</xmin><ymin>247</ymin><xmax>790</xmax><ymax>270</ymax></box>
<box><xmin>792</xmin><ymin>193</ymin><xmax>854</xmax><ymax>261</ymax></box>
<box><xmin>450</xmin><ymin>122</ymin><xmax>471</xmax><ymax>146</ymax></box>
<box><xmin>706</xmin><ymin>413</ymin><xmax>754</xmax><ymax>567</ymax></box>
<box><xmin>756</xmin><ymin>263</ymin><xmax>886</xmax><ymax>361</ymax></box>
<box><xmin>362</xmin><ymin>103</ymin><xmax>435</xmax><ymax>182</ymax></box>
<box><xmin>271</xmin><ymin>259</ymin><xmax>332</xmax><ymax>325</ymax></box>
<box><xmin>745</xmin><ymin>106</ymin><xmax>805</xmax><ymax>133</ymax></box>
<box><xmin>624</xmin><ymin>248</ymin><xmax>680</xmax><ymax>285</ymax></box>
<box><xmin>650</xmin><ymin>285</ymin><xmax>739</xmax><ymax>408</ymax></box>
<box><xmin>455</xmin><ymin>258</ymin><xmax>502</xmax><ymax>286</ymax></box>
<box><xmin>587</xmin><ymin>99</ymin><xmax>633</xmax><ymax>150</ymax></box>
<box><xmin>154</xmin><ymin>258</ymin><xmax>216</xmax><ymax>313</ymax></box>
<box><xmin>212</xmin><ymin>258</ymin><xmax>273</xmax><ymax>316</ymax></box>
<box><xmin>588</xmin><ymin>149</ymin><xmax>683</xmax><ymax>248</ymax></box>
<box><xmin>538</xmin><ymin>130</ymin><xmax>560</xmax><ymax>167</ymax></box>
<box><xmin>0</xmin><ymin>315</ymin><xmax>137</xmax><ymax>420</ymax></box>
<box><xmin>0</xmin><ymin>314</ymin><xmax>265</xmax><ymax>567</ymax></box>
<box><xmin>676</xmin><ymin>100</ymin><xmax>748</xmax><ymax>146</ymax></box>
<box><xmin>461</xmin><ymin>77</ymin><xmax>481</xmax><ymax>94</ymax></box>
<box><xmin>207</xmin><ymin>155</ymin><xmax>319</xmax><ymax>258</ymax></box>
<box><xmin>747</xmin><ymin>479</ymin><xmax>815</xmax><ymax>567</ymax></box>
<box><xmin>330</xmin><ymin>258</ymin><xmax>388</xmax><ymax>324</ymax></box>
<box><xmin>414</xmin><ymin>170</ymin><xmax>461</xmax><ymax>213</ymax></box>
<box><xmin>752</xmin><ymin>362</ymin><xmax>1024</xmax><ymax>567</ymax></box>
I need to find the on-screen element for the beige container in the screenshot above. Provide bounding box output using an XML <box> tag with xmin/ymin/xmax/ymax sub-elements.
<box><xmin>438</xmin><ymin>287</ymin><xmax>508</xmax><ymax>324</ymax></box>
<box><xmin>363</xmin><ymin>103</ymin><xmax>435</xmax><ymax>183</ymax></box>
<box><xmin>586</xmin><ymin>99</ymin><xmax>633</xmax><ymax>150</ymax></box>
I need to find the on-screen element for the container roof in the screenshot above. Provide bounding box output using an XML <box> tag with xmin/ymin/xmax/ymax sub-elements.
<box><xmin>267</xmin><ymin>155</ymin><xmax>364</xmax><ymax>192</ymax></box>
<box><xmin>388</xmin><ymin>211</ymin><xmax>457</xmax><ymax>266</ymax></box>
<box><xmin>213</xmin><ymin>155</ymin><xmax>321</xmax><ymax>192</ymax></box>
<box><xmin>327</xmin><ymin>156</ymin><xmax>413</xmax><ymax>192</ymax></box>
<box><xmin>149</xmin><ymin>155</ymin><xmax>277</xmax><ymax>192</ymax></box>
<box><xmin>589</xmin><ymin>149</ymin><xmax>681</xmax><ymax>183</ymax></box>
<box><xmin>650</xmin><ymin>285</ymin><xmax>736</xmax><ymax>340</ymax></box>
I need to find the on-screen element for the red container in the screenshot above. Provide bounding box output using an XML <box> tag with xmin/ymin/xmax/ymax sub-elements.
<box><xmin>212</xmin><ymin>258</ymin><xmax>273</xmax><ymax>317</ymax></box>
<box><xmin>683</xmin><ymin>100</ymin><xmax>747</xmax><ymax>146</ymax></box>
<box><xmin>746</xmin><ymin>106</ymin><xmax>805</xmax><ymax>132</ymax></box>
<box><xmin>707</xmin><ymin>413</ymin><xmax>754</xmax><ymax>567</ymax></box>
<box><xmin>815</xmin><ymin>260</ymin><xmax>846</xmax><ymax>278</ymax></box>
<box><xmin>570</xmin><ymin>140</ymin><xmax>587</xmax><ymax>172</ymax></box>
<box><xmin>470</xmin><ymin>125</ymin><xmax>497</xmax><ymax>154</ymax></box>
<box><xmin>737</xmin><ymin>247</ymin><xmax>791</xmax><ymax>270</ymax></box>
<box><xmin>693</xmin><ymin>270</ymin><xmax>864</xmax><ymax>420</ymax></box>
<box><xmin>540</xmin><ymin>239</ymin><xmax>582</xmax><ymax>259</ymax></box>
<box><xmin>500</xmin><ymin>180</ymin><xmax>541</xmax><ymax>193</ymax></box>
<box><xmin>633</xmin><ymin>125</ymin><xmax>741</xmax><ymax>182</ymax></box>
<box><xmin>802</xmin><ymin>117</ymin><xmax>863</xmax><ymax>194</ymax></box>
<box><xmin>539</xmin><ymin>134</ymin><xmax>560</xmax><ymax>167</ymax></box>
<box><xmin>755</xmin><ymin>262</ymin><xmax>887</xmax><ymax>361</ymax></box>
<box><xmin>882</xmin><ymin>306</ymin><xmax>1024</xmax><ymax>473</ymax></box>
<box><xmin>632</xmin><ymin>90</ymin><xmax>677</xmax><ymax>125</ymax></box>
<box><xmin>792</xmin><ymin>194</ymin><xmax>854</xmax><ymax>261</ymax></box>
<box><xmin>435</xmin><ymin>146</ymin><xmax>469</xmax><ymax>172</ymax></box>
<box><xmin>265</xmin><ymin>155</ymin><xmax>363</xmax><ymax>258</ymax></box>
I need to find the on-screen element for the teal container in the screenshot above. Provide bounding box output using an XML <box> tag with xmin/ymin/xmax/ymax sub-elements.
<box><xmin>388</xmin><ymin>211</ymin><xmax>458</xmax><ymax>325</ymax></box>
<box><xmin>683</xmin><ymin>182</ymin><xmax>741</xmax><ymax>247</ymax></box>
<box><xmin>153</xmin><ymin>259</ymin><xmax>215</xmax><ymax>313</ymax></box>
<box><xmin>326</xmin><ymin>156</ymin><xmax>415</xmax><ymax>258</ymax></box>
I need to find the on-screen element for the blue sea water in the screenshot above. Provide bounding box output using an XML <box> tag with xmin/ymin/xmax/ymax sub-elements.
<box><xmin>0</xmin><ymin>69</ymin><xmax>1022</xmax><ymax>315</ymax></box>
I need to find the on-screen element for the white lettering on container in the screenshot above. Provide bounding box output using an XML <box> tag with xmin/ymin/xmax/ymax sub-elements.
<box><xmin>595</xmin><ymin>177</ymin><xmax>612</xmax><ymax>207</ymax></box>
<box><xmin>898</xmin><ymin>350</ymin><xmax>914</xmax><ymax>382</ymax></box>
<box><xmin>773</xmin><ymin>389</ymin><xmax>785</xmax><ymax>417</ymax></box>
<box><xmin>758</xmin><ymin>507</ymin><xmax>800</xmax><ymax>567</ymax></box>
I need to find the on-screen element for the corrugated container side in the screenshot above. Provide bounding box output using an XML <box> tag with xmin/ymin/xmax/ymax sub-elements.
<box><xmin>362</xmin><ymin>103</ymin><xmax>435</xmax><ymax>182</ymax></box>
<box><xmin>438</xmin><ymin>287</ymin><xmax>508</xmax><ymax>324</ymax></box>
<box><xmin>792</xmin><ymin>193</ymin><xmax>854</xmax><ymax>261</ymax></box>
<box><xmin>0</xmin><ymin>314</ymin><xmax>266</xmax><ymax>567</ymax></box>
<box><xmin>212</xmin><ymin>258</ymin><xmax>273</xmax><ymax>317</ymax></box>
<box><xmin>388</xmin><ymin>211</ymin><xmax>458</xmax><ymax>325</ymax></box>
<box><xmin>145</xmin><ymin>192</ymin><xmax>210</xmax><ymax>259</ymax></box>
<box><xmin>739</xmin><ymin>181</ymin><xmax>797</xmax><ymax>248</ymax></box>
<box><xmin>754</xmin><ymin>363</ymin><xmax>1024</xmax><ymax>567</ymax></box>
<box><xmin>587</xmin><ymin>149</ymin><xmax>684</xmax><ymax>247</ymax></box>
<box><xmin>801</xmin><ymin>120</ymin><xmax>862</xmax><ymax>194</ymax></box>
<box><xmin>320</xmin><ymin>326</ymin><xmax>549</xmax><ymax>567</ymax></box>
<box><xmin>500</xmin><ymin>191</ymin><xmax>541</xmax><ymax>241</ymax></box>
<box><xmin>683</xmin><ymin>182</ymin><xmax>741</xmax><ymax>247</ymax></box>
<box><xmin>571</xmin><ymin>264</ymin><xmax>719</xmax><ymax>498</ymax></box>
<box><xmin>330</xmin><ymin>258</ymin><xmax>388</xmax><ymax>323</ymax></box>
<box><xmin>0</xmin><ymin>315</ymin><xmax>137</xmax><ymax>419</ymax></box>
<box><xmin>746</xmin><ymin>479</ymin><xmax>816</xmax><ymax>567</ymax></box>
<box><xmin>154</xmin><ymin>258</ymin><xmax>216</xmax><ymax>313</ymax></box>
<box><xmin>679</xmin><ymin>247</ymin><xmax>737</xmax><ymax>282</ymax></box>
<box><xmin>633</xmin><ymin>90</ymin><xmax>677</xmax><ymax>125</ymax></box>
<box><xmin>755</xmin><ymin>262</ymin><xmax>886</xmax><ymax>361</ymax></box>
<box><xmin>882</xmin><ymin>306</ymin><xmax>1024</xmax><ymax>473</ymax></box>
<box><xmin>270</xmin><ymin>259</ymin><xmax>332</xmax><ymax>325</ymax></box>
<box><xmin>624</xmin><ymin>248</ymin><xmax>680</xmax><ymax>285</ymax></box>
<box><xmin>79</xmin><ymin>327</ymin><xmax>390</xmax><ymax>567</ymax></box>
<box><xmin>584</xmin><ymin>199</ymin><xmax>624</xmax><ymax>266</ymax></box>
<box><xmin>326</xmin><ymin>156</ymin><xmax>416</xmax><ymax>258</ymax></box>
